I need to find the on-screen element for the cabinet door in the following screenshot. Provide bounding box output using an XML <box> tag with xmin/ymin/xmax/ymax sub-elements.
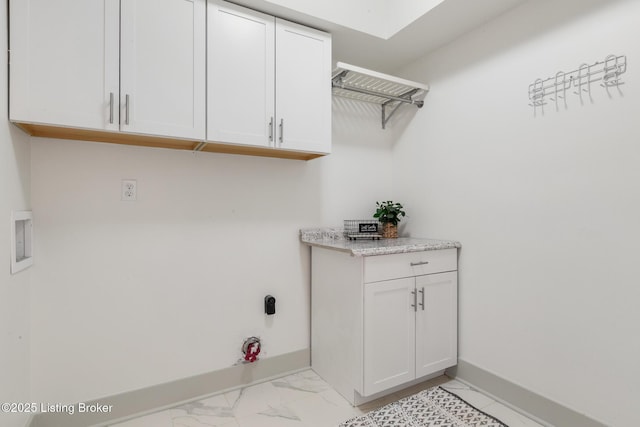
<box><xmin>207</xmin><ymin>0</ymin><xmax>275</xmax><ymax>147</ymax></box>
<box><xmin>120</xmin><ymin>0</ymin><xmax>206</xmax><ymax>139</ymax></box>
<box><xmin>415</xmin><ymin>272</ymin><xmax>458</xmax><ymax>378</ymax></box>
<box><xmin>10</xmin><ymin>0</ymin><xmax>119</xmax><ymax>131</ymax></box>
<box><xmin>363</xmin><ymin>278</ymin><xmax>416</xmax><ymax>396</ymax></box>
<box><xmin>275</xmin><ymin>19</ymin><xmax>331</xmax><ymax>154</ymax></box>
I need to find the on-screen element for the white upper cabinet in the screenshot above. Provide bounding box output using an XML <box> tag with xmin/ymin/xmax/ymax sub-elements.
<box><xmin>207</xmin><ymin>0</ymin><xmax>331</xmax><ymax>154</ymax></box>
<box><xmin>10</xmin><ymin>0</ymin><xmax>327</xmax><ymax>160</ymax></box>
<box><xmin>275</xmin><ymin>19</ymin><xmax>331</xmax><ymax>154</ymax></box>
<box><xmin>120</xmin><ymin>0</ymin><xmax>206</xmax><ymax>139</ymax></box>
<box><xmin>207</xmin><ymin>1</ymin><xmax>275</xmax><ymax>147</ymax></box>
<box><xmin>10</xmin><ymin>0</ymin><xmax>205</xmax><ymax>140</ymax></box>
<box><xmin>9</xmin><ymin>0</ymin><xmax>120</xmax><ymax>131</ymax></box>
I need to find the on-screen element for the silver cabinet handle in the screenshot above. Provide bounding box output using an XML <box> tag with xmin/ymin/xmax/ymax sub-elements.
<box><xmin>419</xmin><ymin>287</ymin><xmax>425</xmax><ymax>310</ymax></box>
<box><xmin>269</xmin><ymin>117</ymin><xmax>274</xmax><ymax>142</ymax></box>
<box><xmin>125</xmin><ymin>94</ymin><xmax>130</xmax><ymax>125</ymax></box>
<box><xmin>410</xmin><ymin>261</ymin><xmax>430</xmax><ymax>267</ymax></box>
<box><xmin>109</xmin><ymin>92</ymin><xmax>114</xmax><ymax>124</ymax></box>
<box><xmin>410</xmin><ymin>289</ymin><xmax>417</xmax><ymax>312</ymax></box>
<box><xmin>279</xmin><ymin>118</ymin><xmax>284</xmax><ymax>144</ymax></box>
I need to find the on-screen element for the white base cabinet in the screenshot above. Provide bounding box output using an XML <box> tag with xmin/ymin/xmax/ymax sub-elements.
<box><xmin>311</xmin><ymin>247</ymin><xmax>458</xmax><ymax>404</ymax></box>
<box><xmin>363</xmin><ymin>277</ymin><xmax>416</xmax><ymax>395</ymax></box>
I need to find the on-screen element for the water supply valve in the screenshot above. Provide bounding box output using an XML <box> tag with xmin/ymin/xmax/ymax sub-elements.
<box><xmin>242</xmin><ymin>336</ymin><xmax>261</xmax><ymax>363</ymax></box>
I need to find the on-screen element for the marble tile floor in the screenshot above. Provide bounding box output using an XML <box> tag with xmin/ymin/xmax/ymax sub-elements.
<box><xmin>110</xmin><ymin>369</ymin><xmax>545</xmax><ymax>427</ymax></box>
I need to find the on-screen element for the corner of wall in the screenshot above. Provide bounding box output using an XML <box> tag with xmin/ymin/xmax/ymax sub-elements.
<box><xmin>1</xmin><ymin>2</ymin><xmax>33</xmax><ymax>426</ymax></box>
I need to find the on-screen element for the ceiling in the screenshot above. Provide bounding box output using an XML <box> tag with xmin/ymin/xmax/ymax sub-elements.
<box><xmin>230</xmin><ymin>0</ymin><xmax>528</xmax><ymax>74</ymax></box>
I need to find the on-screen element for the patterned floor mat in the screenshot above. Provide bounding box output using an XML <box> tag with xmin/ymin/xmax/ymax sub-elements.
<box><xmin>339</xmin><ymin>386</ymin><xmax>508</xmax><ymax>427</ymax></box>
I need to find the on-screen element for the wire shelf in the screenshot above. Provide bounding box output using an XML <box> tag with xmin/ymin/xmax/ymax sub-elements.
<box><xmin>332</xmin><ymin>62</ymin><xmax>429</xmax><ymax>129</ymax></box>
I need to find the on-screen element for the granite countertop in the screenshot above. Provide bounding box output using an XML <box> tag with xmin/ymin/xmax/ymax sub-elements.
<box><xmin>300</xmin><ymin>227</ymin><xmax>461</xmax><ymax>256</ymax></box>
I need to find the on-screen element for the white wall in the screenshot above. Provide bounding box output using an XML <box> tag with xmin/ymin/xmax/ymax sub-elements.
<box><xmin>262</xmin><ymin>0</ymin><xmax>386</xmax><ymax>37</ymax></box>
<box><xmin>393</xmin><ymin>0</ymin><xmax>640</xmax><ymax>425</ymax></box>
<box><xmin>383</xmin><ymin>0</ymin><xmax>444</xmax><ymax>38</ymax></box>
<box><xmin>29</xmin><ymin>98</ymin><xmax>393</xmax><ymax>404</ymax></box>
<box><xmin>0</xmin><ymin>3</ymin><xmax>32</xmax><ymax>427</ymax></box>
<box><xmin>249</xmin><ymin>0</ymin><xmax>444</xmax><ymax>39</ymax></box>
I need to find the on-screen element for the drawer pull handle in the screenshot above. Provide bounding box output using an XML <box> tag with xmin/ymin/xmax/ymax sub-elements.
<box><xmin>410</xmin><ymin>289</ymin><xmax>417</xmax><ymax>312</ymax></box>
<box><xmin>410</xmin><ymin>261</ymin><xmax>430</xmax><ymax>267</ymax></box>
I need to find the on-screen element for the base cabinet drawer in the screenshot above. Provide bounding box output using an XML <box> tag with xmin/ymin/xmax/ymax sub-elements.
<box><xmin>364</xmin><ymin>248</ymin><xmax>457</xmax><ymax>283</ymax></box>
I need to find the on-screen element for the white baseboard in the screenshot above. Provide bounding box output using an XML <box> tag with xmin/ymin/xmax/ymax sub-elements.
<box><xmin>28</xmin><ymin>349</ymin><xmax>309</xmax><ymax>427</ymax></box>
<box><xmin>446</xmin><ymin>359</ymin><xmax>608</xmax><ymax>427</ymax></box>
<box><xmin>22</xmin><ymin>415</ymin><xmax>34</xmax><ymax>427</ymax></box>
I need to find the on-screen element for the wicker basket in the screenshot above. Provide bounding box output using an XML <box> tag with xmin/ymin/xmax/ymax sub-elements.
<box><xmin>381</xmin><ymin>223</ymin><xmax>398</xmax><ymax>238</ymax></box>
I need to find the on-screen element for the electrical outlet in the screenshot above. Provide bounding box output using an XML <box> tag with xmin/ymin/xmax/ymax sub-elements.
<box><xmin>121</xmin><ymin>179</ymin><xmax>137</xmax><ymax>201</ymax></box>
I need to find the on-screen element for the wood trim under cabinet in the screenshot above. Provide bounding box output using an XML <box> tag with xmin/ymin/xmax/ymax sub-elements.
<box><xmin>13</xmin><ymin>122</ymin><xmax>326</xmax><ymax>161</ymax></box>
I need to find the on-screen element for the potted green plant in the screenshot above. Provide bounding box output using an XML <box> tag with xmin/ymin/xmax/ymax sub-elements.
<box><xmin>373</xmin><ymin>201</ymin><xmax>406</xmax><ymax>238</ymax></box>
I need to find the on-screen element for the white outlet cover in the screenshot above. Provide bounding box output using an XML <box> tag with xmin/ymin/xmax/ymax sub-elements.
<box><xmin>121</xmin><ymin>179</ymin><xmax>137</xmax><ymax>201</ymax></box>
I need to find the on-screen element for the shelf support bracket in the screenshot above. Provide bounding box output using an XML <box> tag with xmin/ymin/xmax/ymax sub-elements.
<box><xmin>382</xmin><ymin>101</ymin><xmax>402</xmax><ymax>130</ymax></box>
<box><xmin>382</xmin><ymin>88</ymin><xmax>420</xmax><ymax>129</ymax></box>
